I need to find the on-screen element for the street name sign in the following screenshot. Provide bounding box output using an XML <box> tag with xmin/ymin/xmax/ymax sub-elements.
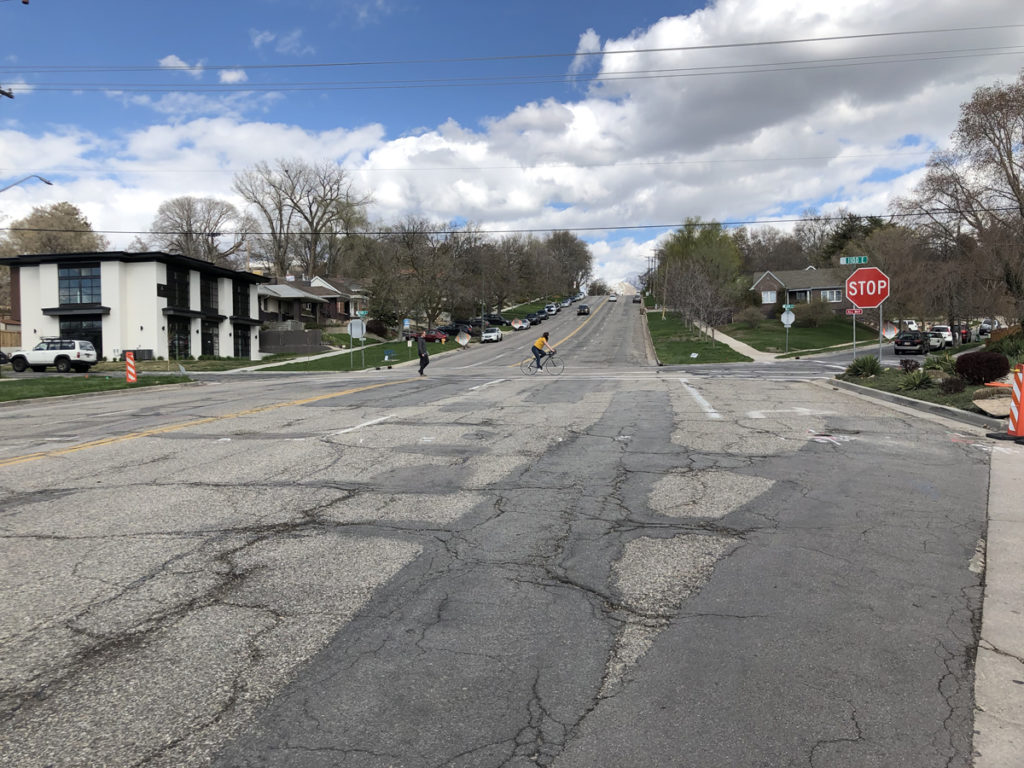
<box><xmin>846</xmin><ymin>308</ymin><xmax>863</xmax><ymax>315</ymax></box>
<box><xmin>840</xmin><ymin>256</ymin><xmax>869</xmax><ymax>265</ymax></box>
<box><xmin>845</xmin><ymin>267</ymin><xmax>890</xmax><ymax>309</ymax></box>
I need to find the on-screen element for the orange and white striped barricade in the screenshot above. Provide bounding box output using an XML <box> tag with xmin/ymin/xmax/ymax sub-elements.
<box><xmin>126</xmin><ymin>351</ymin><xmax>137</xmax><ymax>383</ymax></box>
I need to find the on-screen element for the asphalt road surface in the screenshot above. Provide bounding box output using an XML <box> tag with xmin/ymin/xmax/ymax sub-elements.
<box><xmin>0</xmin><ymin>298</ymin><xmax>993</xmax><ymax>767</ymax></box>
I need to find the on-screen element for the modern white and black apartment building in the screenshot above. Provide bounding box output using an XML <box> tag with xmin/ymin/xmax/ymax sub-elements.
<box><xmin>1</xmin><ymin>251</ymin><xmax>269</xmax><ymax>360</ymax></box>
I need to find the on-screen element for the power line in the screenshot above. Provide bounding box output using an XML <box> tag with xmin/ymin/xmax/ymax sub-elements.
<box><xmin>3</xmin><ymin>23</ymin><xmax>1022</xmax><ymax>74</ymax></box>
<box><xmin>9</xmin><ymin>46</ymin><xmax>1024</xmax><ymax>95</ymax></box>
<box><xmin>2</xmin><ymin>208</ymin><xmax>1014</xmax><ymax>241</ymax></box>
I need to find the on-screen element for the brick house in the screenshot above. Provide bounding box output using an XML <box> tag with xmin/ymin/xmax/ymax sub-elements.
<box><xmin>750</xmin><ymin>267</ymin><xmax>849</xmax><ymax>312</ymax></box>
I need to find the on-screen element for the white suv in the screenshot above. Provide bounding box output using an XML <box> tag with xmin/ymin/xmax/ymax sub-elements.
<box><xmin>9</xmin><ymin>338</ymin><xmax>98</xmax><ymax>373</ymax></box>
<box><xmin>929</xmin><ymin>325</ymin><xmax>954</xmax><ymax>348</ymax></box>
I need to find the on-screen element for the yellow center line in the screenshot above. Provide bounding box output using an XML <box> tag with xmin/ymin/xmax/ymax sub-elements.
<box><xmin>511</xmin><ymin>298</ymin><xmax>606</xmax><ymax>366</ymax></box>
<box><xmin>0</xmin><ymin>378</ymin><xmax>411</xmax><ymax>468</ymax></box>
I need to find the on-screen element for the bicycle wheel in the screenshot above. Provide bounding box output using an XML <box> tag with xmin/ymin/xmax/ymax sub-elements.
<box><xmin>545</xmin><ymin>356</ymin><xmax>565</xmax><ymax>375</ymax></box>
<box><xmin>520</xmin><ymin>358</ymin><xmax>538</xmax><ymax>375</ymax></box>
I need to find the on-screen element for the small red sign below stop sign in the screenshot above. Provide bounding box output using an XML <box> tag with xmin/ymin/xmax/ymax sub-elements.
<box><xmin>845</xmin><ymin>267</ymin><xmax>890</xmax><ymax>309</ymax></box>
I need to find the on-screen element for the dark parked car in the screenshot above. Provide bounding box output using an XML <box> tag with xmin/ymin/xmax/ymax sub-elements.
<box><xmin>577</xmin><ymin>304</ymin><xmax>590</xmax><ymax>315</ymax></box>
<box><xmin>525</xmin><ymin>312</ymin><xmax>542</xmax><ymax>325</ymax></box>
<box><xmin>403</xmin><ymin>329</ymin><xmax>448</xmax><ymax>342</ymax></box>
<box><xmin>632</xmin><ymin>295</ymin><xmax>642</xmax><ymax>303</ymax></box>
<box><xmin>484</xmin><ymin>314</ymin><xmax>508</xmax><ymax>325</ymax></box>
<box><xmin>894</xmin><ymin>330</ymin><xmax>928</xmax><ymax>355</ymax></box>
<box><xmin>534</xmin><ymin>309</ymin><xmax>549</xmax><ymax>321</ymax></box>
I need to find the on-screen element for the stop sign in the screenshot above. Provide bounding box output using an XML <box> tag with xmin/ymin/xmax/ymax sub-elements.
<box><xmin>845</xmin><ymin>267</ymin><xmax>890</xmax><ymax>309</ymax></box>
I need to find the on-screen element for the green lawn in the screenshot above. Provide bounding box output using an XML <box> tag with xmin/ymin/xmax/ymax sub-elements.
<box><xmin>647</xmin><ymin>312</ymin><xmax>751</xmax><ymax>364</ymax></box>
<box><xmin>0</xmin><ymin>375</ymin><xmax>191</xmax><ymax>403</ymax></box>
<box><xmin>837</xmin><ymin>367</ymin><xmax>995</xmax><ymax>414</ymax></box>
<box><xmin>723</xmin><ymin>316</ymin><xmax>878</xmax><ymax>353</ymax></box>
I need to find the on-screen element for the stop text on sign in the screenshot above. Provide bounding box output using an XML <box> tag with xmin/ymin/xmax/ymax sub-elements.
<box><xmin>845</xmin><ymin>267</ymin><xmax>890</xmax><ymax>309</ymax></box>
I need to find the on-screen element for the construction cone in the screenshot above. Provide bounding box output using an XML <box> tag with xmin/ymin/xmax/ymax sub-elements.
<box><xmin>989</xmin><ymin>363</ymin><xmax>1024</xmax><ymax>442</ymax></box>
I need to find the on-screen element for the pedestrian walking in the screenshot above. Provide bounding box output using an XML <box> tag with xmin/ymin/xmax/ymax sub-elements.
<box><xmin>417</xmin><ymin>332</ymin><xmax>430</xmax><ymax>376</ymax></box>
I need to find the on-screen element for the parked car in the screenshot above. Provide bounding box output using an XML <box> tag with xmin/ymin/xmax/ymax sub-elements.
<box><xmin>437</xmin><ymin>323</ymin><xmax>472</xmax><ymax>336</ymax></box>
<box><xmin>484</xmin><ymin>314</ymin><xmax>508</xmax><ymax>326</ymax></box>
<box><xmin>978</xmin><ymin>319</ymin><xmax>998</xmax><ymax>338</ymax></box>
<box><xmin>511</xmin><ymin>318</ymin><xmax>531</xmax><ymax>330</ymax></box>
<box><xmin>8</xmin><ymin>338</ymin><xmax>98</xmax><ymax>373</ymax></box>
<box><xmin>534</xmin><ymin>309</ymin><xmax>550</xmax><ymax>321</ymax></box>
<box><xmin>403</xmin><ymin>329</ymin><xmax>448</xmax><ymax>343</ymax></box>
<box><xmin>608</xmin><ymin>294</ymin><xmax>618</xmax><ymax>302</ymax></box>
<box><xmin>544</xmin><ymin>303</ymin><xmax>559</xmax><ymax>315</ymax></box>
<box><xmin>632</xmin><ymin>295</ymin><xmax>642</xmax><ymax>303</ymax></box>
<box><xmin>577</xmin><ymin>304</ymin><xmax>590</xmax><ymax>315</ymax></box>
<box><xmin>481</xmin><ymin>326</ymin><xmax>503</xmax><ymax>343</ymax></box>
<box><xmin>560</xmin><ymin>299</ymin><xmax>571</xmax><ymax>308</ymax></box>
<box><xmin>926</xmin><ymin>331</ymin><xmax>945</xmax><ymax>351</ymax></box>
<box><xmin>893</xmin><ymin>330</ymin><xmax>928</xmax><ymax>355</ymax></box>
<box><xmin>525</xmin><ymin>312</ymin><xmax>542</xmax><ymax>325</ymax></box>
<box><xmin>0</xmin><ymin>350</ymin><xmax>9</xmax><ymax>366</ymax></box>
<box><xmin>929</xmin><ymin>325</ymin><xmax>954</xmax><ymax>348</ymax></box>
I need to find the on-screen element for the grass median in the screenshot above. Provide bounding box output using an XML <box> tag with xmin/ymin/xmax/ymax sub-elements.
<box><xmin>0</xmin><ymin>375</ymin><xmax>192</xmax><ymax>403</ymax></box>
<box><xmin>646</xmin><ymin>311</ymin><xmax>752</xmax><ymax>364</ymax></box>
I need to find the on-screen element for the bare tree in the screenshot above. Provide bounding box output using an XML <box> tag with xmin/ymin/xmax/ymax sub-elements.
<box><xmin>147</xmin><ymin>196</ymin><xmax>245</xmax><ymax>267</ymax></box>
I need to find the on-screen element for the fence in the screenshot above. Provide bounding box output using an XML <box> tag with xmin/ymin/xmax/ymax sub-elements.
<box><xmin>0</xmin><ymin>329</ymin><xmax>21</xmax><ymax>349</ymax></box>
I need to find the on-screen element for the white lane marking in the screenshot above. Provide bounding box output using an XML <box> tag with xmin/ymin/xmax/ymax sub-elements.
<box><xmin>470</xmin><ymin>379</ymin><xmax>507</xmax><ymax>391</ymax></box>
<box><xmin>747</xmin><ymin>407</ymin><xmax>837</xmax><ymax>419</ymax></box>
<box><xmin>332</xmin><ymin>415</ymin><xmax>394</xmax><ymax>435</ymax></box>
<box><xmin>679</xmin><ymin>378</ymin><xmax>722</xmax><ymax>419</ymax></box>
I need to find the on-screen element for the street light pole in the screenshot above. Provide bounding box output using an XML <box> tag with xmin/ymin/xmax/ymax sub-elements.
<box><xmin>0</xmin><ymin>174</ymin><xmax>53</xmax><ymax>194</ymax></box>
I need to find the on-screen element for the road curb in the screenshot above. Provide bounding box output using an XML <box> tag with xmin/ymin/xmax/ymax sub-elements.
<box><xmin>826</xmin><ymin>377</ymin><xmax>1006</xmax><ymax>432</ymax></box>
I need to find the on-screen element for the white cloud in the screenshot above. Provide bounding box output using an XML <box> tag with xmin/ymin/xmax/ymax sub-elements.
<box><xmin>570</xmin><ymin>29</ymin><xmax>602</xmax><ymax>76</ymax></box>
<box><xmin>219</xmin><ymin>69</ymin><xmax>248</xmax><ymax>85</ymax></box>
<box><xmin>158</xmin><ymin>54</ymin><xmax>204</xmax><ymax>79</ymax></box>
<box><xmin>275</xmin><ymin>30</ymin><xmax>315</xmax><ymax>57</ymax></box>
<box><xmin>250</xmin><ymin>29</ymin><xmax>275</xmax><ymax>49</ymax></box>
<box><xmin>8</xmin><ymin>0</ymin><xmax>1024</xmax><ymax>286</ymax></box>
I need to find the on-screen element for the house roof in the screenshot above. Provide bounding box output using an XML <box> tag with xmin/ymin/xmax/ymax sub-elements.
<box><xmin>751</xmin><ymin>267</ymin><xmax>845</xmax><ymax>291</ymax></box>
<box><xmin>312</xmin><ymin>276</ymin><xmax>370</xmax><ymax>297</ymax></box>
<box><xmin>258</xmin><ymin>283</ymin><xmax>327</xmax><ymax>302</ymax></box>
<box><xmin>0</xmin><ymin>250</ymin><xmax>270</xmax><ymax>283</ymax></box>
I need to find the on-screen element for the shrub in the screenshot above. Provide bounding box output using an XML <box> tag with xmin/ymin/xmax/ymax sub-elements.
<box><xmin>792</xmin><ymin>299</ymin><xmax>833</xmax><ymax>328</ymax></box>
<box><xmin>985</xmin><ymin>328</ymin><xmax>1024</xmax><ymax>360</ymax></box>
<box><xmin>845</xmin><ymin>354</ymin><xmax>882</xmax><ymax>378</ymax></box>
<box><xmin>366</xmin><ymin>318</ymin><xmax>391</xmax><ymax>338</ymax></box>
<box><xmin>897</xmin><ymin>369</ymin><xmax>934</xmax><ymax>391</ymax></box>
<box><xmin>924</xmin><ymin>351</ymin><xmax>957</xmax><ymax>375</ymax></box>
<box><xmin>735</xmin><ymin>306</ymin><xmax>765</xmax><ymax>330</ymax></box>
<box><xmin>954</xmin><ymin>350</ymin><xmax>1011</xmax><ymax>385</ymax></box>
<box><xmin>899</xmin><ymin>359</ymin><xmax>920</xmax><ymax>373</ymax></box>
<box><xmin>938</xmin><ymin>376</ymin><xmax>966</xmax><ymax>394</ymax></box>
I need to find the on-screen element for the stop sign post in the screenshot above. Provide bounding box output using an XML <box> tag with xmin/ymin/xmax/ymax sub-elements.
<box><xmin>845</xmin><ymin>267</ymin><xmax>890</xmax><ymax>359</ymax></box>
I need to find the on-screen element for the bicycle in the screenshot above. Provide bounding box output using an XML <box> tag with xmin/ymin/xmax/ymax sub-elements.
<box><xmin>520</xmin><ymin>349</ymin><xmax>564</xmax><ymax>376</ymax></box>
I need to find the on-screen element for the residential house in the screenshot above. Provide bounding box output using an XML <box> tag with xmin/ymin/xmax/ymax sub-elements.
<box><xmin>258</xmin><ymin>282</ymin><xmax>328</xmax><ymax>326</ymax></box>
<box><xmin>750</xmin><ymin>267</ymin><xmax>848</xmax><ymax>312</ymax></box>
<box><xmin>1</xmin><ymin>251</ymin><xmax>268</xmax><ymax>360</ymax></box>
<box><xmin>308</xmin><ymin>276</ymin><xmax>370</xmax><ymax>322</ymax></box>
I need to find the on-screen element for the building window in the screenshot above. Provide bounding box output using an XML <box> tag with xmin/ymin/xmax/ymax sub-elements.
<box><xmin>233</xmin><ymin>326</ymin><xmax>251</xmax><ymax>358</ymax></box>
<box><xmin>822</xmin><ymin>289</ymin><xmax>843</xmax><ymax>303</ymax></box>
<box><xmin>201</xmin><ymin>321</ymin><xmax>219</xmax><ymax>357</ymax></box>
<box><xmin>166</xmin><ymin>266</ymin><xmax>190</xmax><ymax>308</ymax></box>
<box><xmin>167</xmin><ymin>317</ymin><xmax>191</xmax><ymax>360</ymax></box>
<box><xmin>58</xmin><ymin>264</ymin><xmax>101</xmax><ymax>305</ymax></box>
<box><xmin>232</xmin><ymin>281</ymin><xmax>250</xmax><ymax>317</ymax></box>
<box><xmin>760</xmin><ymin>290</ymin><xmax>777</xmax><ymax>305</ymax></box>
<box><xmin>201</xmin><ymin>275</ymin><xmax>219</xmax><ymax>314</ymax></box>
<box><xmin>59</xmin><ymin>316</ymin><xmax>103</xmax><ymax>357</ymax></box>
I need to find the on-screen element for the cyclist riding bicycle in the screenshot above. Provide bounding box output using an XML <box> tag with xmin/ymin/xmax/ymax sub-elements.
<box><xmin>532</xmin><ymin>332</ymin><xmax>556</xmax><ymax>370</ymax></box>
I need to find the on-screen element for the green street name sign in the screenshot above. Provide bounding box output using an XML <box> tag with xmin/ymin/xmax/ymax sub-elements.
<box><xmin>840</xmin><ymin>256</ymin><xmax>869</xmax><ymax>265</ymax></box>
<box><xmin>782</xmin><ymin>304</ymin><xmax>795</xmax><ymax>310</ymax></box>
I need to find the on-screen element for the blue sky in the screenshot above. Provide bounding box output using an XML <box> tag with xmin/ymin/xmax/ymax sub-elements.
<box><xmin>4</xmin><ymin>0</ymin><xmax>1024</xmax><ymax>284</ymax></box>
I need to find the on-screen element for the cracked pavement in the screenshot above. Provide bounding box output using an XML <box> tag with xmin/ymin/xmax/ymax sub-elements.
<box><xmin>0</xmin><ymin>311</ymin><xmax>996</xmax><ymax>767</ymax></box>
